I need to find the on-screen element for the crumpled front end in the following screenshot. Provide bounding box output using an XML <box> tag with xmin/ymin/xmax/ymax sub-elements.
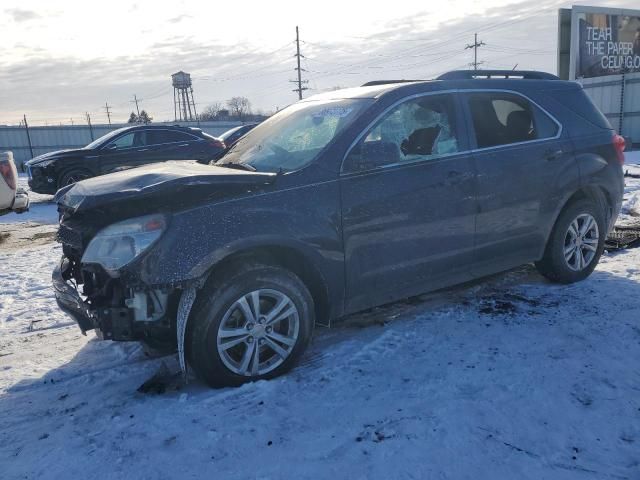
<box><xmin>50</xmin><ymin>161</ymin><xmax>276</xmax><ymax>342</ymax></box>
<box><xmin>53</xmin><ymin>208</ymin><xmax>180</xmax><ymax>343</ymax></box>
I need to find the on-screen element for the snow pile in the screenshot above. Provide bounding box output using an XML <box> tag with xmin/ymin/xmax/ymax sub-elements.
<box><xmin>1</xmin><ymin>242</ymin><xmax>639</xmax><ymax>479</ymax></box>
<box><xmin>0</xmin><ymin>153</ymin><xmax>639</xmax><ymax>479</ymax></box>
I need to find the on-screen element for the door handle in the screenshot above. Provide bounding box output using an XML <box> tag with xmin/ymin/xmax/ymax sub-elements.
<box><xmin>137</xmin><ymin>148</ymin><xmax>149</xmax><ymax>152</ymax></box>
<box><xmin>178</xmin><ymin>143</ymin><xmax>189</xmax><ymax>147</ymax></box>
<box><xmin>544</xmin><ymin>149</ymin><xmax>563</xmax><ymax>161</ymax></box>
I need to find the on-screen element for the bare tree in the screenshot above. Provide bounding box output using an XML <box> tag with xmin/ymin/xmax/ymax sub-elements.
<box><xmin>226</xmin><ymin>96</ymin><xmax>252</xmax><ymax>120</ymax></box>
<box><xmin>200</xmin><ymin>102</ymin><xmax>223</xmax><ymax>121</ymax></box>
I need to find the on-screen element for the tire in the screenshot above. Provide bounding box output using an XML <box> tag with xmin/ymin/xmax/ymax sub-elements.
<box><xmin>187</xmin><ymin>263</ymin><xmax>314</xmax><ymax>388</ymax></box>
<box><xmin>535</xmin><ymin>199</ymin><xmax>606</xmax><ymax>284</ymax></box>
<box><xmin>59</xmin><ymin>169</ymin><xmax>91</xmax><ymax>189</ymax></box>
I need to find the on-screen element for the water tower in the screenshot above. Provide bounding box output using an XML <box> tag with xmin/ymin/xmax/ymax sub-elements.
<box><xmin>172</xmin><ymin>71</ymin><xmax>198</xmax><ymax>122</ymax></box>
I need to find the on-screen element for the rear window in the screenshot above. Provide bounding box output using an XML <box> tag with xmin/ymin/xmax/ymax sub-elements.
<box><xmin>467</xmin><ymin>92</ymin><xmax>559</xmax><ymax>149</ymax></box>
<box><xmin>546</xmin><ymin>88</ymin><xmax>611</xmax><ymax>130</ymax></box>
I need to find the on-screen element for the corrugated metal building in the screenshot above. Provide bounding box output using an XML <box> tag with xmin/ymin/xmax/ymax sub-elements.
<box><xmin>579</xmin><ymin>73</ymin><xmax>640</xmax><ymax>143</ymax></box>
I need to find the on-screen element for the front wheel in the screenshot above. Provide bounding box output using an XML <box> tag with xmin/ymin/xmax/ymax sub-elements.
<box><xmin>187</xmin><ymin>263</ymin><xmax>314</xmax><ymax>387</ymax></box>
<box><xmin>59</xmin><ymin>169</ymin><xmax>90</xmax><ymax>188</ymax></box>
<box><xmin>535</xmin><ymin>199</ymin><xmax>606</xmax><ymax>283</ymax></box>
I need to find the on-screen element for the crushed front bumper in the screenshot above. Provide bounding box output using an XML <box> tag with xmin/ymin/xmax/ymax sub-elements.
<box><xmin>52</xmin><ymin>256</ymin><xmax>174</xmax><ymax>341</ymax></box>
<box><xmin>53</xmin><ymin>258</ymin><xmax>136</xmax><ymax>339</ymax></box>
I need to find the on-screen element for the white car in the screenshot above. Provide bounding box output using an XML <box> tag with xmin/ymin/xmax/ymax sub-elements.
<box><xmin>0</xmin><ymin>151</ymin><xmax>29</xmax><ymax>216</ymax></box>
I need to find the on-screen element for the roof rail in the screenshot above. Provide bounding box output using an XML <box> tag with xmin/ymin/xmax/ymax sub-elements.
<box><xmin>361</xmin><ymin>79</ymin><xmax>425</xmax><ymax>87</ymax></box>
<box><xmin>436</xmin><ymin>70</ymin><xmax>559</xmax><ymax>80</ymax></box>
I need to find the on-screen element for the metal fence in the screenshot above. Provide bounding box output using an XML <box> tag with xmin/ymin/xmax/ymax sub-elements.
<box><xmin>580</xmin><ymin>71</ymin><xmax>640</xmax><ymax>146</ymax></box>
<box><xmin>0</xmin><ymin>121</ymin><xmax>243</xmax><ymax>168</ymax></box>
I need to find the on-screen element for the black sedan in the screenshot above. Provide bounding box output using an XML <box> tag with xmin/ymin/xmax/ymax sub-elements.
<box><xmin>219</xmin><ymin>123</ymin><xmax>259</xmax><ymax>149</ymax></box>
<box><xmin>26</xmin><ymin>125</ymin><xmax>226</xmax><ymax>194</ymax></box>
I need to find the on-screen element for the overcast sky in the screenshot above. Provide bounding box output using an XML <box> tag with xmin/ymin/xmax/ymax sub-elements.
<box><xmin>0</xmin><ymin>0</ymin><xmax>637</xmax><ymax>125</ymax></box>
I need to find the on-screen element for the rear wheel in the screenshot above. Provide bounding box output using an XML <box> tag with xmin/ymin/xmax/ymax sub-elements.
<box><xmin>59</xmin><ymin>169</ymin><xmax>90</xmax><ymax>188</ymax></box>
<box><xmin>535</xmin><ymin>199</ymin><xmax>605</xmax><ymax>283</ymax></box>
<box><xmin>187</xmin><ymin>263</ymin><xmax>314</xmax><ymax>387</ymax></box>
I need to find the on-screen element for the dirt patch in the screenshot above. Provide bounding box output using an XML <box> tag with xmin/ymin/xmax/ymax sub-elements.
<box><xmin>30</xmin><ymin>231</ymin><xmax>57</xmax><ymax>242</ymax></box>
<box><xmin>0</xmin><ymin>224</ymin><xmax>58</xmax><ymax>252</ymax></box>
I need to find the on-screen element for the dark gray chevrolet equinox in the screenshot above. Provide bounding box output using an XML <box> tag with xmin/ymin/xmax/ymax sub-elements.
<box><xmin>53</xmin><ymin>70</ymin><xmax>625</xmax><ymax>387</ymax></box>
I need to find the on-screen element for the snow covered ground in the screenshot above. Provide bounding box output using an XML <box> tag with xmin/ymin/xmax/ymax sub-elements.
<box><xmin>1</xmin><ymin>157</ymin><xmax>639</xmax><ymax>479</ymax></box>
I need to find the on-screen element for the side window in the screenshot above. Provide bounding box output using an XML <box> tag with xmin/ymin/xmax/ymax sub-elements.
<box><xmin>147</xmin><ymin>130</ymin><xmax>197</xmax><ymax>145</ymax></box>
<box><xmin>344</xmin><ymin>94</ymin><xmax>460</xmax><ymax>172</ymax></box>
<box><xmin>146</xmin><ymin>130</ymin><xmax>169</xmax><ymax>145</ymax></box>
<box><xmin>166</xmin><ymin>131</ymin><xmax>196</xmax><ymax>143</ymax></box>
<box><xmin>107</xmin><ymin>131</ymin><xmax>146</xmax><ymax>149</ymax></box>
<box><xmin>468</xmin><ymin>93</ymin><xmax>558</xmax><ymax>148</ymax></box>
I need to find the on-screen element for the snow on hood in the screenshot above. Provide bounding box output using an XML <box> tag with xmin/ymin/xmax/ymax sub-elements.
<box><xmin>55</xmin><ymin>161</ymin><xmax>276</xmax><ymax>213</ymax></box>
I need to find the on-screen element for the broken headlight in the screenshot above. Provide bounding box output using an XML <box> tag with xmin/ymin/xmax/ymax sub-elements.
<box><xmin>81</xmin><ymin>214</ymin><xmax>167</xmax><ymax>273</ymax></box>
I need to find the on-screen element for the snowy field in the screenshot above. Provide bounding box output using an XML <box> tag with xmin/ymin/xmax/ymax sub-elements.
<box><xmin>1</xmin><ymin>158</ymin><xmax>639</xmax><ymax>479</ymax></box>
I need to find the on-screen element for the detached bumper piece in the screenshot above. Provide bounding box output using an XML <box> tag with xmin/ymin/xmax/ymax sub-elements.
<box><xmin>52</xmin><ymin>258</ymin><xmax>136</xmax><ymax>339</ymax></box>
<box><xmin>52</xmin><ymin>261</ymin><xmax>94</xmax><ymax>334</ymax></box>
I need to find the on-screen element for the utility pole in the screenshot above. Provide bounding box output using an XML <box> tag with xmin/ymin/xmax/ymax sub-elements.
<box><xmin>103</xmin><ymin>102</ymin><xmax>112</xmax><ymax>125</ymax></box>
<box><xmin>465</xmin><ymin>33</ymin><xmax>485</xmax><ymax>70</ymax></box>
<box><xmin>22</xmin><ymin>115</ymin><xmax>34</xmax><ymax>159</ymax></box>
<box><xmin>290</xmin><ymin>26</ymin><xmax>308</xmax><ymax>100</ymax></box>
<box><xmin>86</xmin><ymin>112</ymin><xmax>94</xmax><ymax>141</ymax></box>
<box><xmin>132</xmin><ymin>95</ymin><xmax>141</xmax><ymax>117</ymax></box>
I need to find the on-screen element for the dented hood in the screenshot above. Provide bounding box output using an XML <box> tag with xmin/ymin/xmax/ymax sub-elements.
<box><xmin>55</xmin><ymin>160</ymin><xmax>276</xmax><ymax>213</ymax></box>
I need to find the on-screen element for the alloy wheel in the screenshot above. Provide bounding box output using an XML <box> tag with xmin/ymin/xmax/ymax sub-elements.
<box><xmin>216</xmin><ymin>289</ymin><xmax>300</xmax><ymax>377</ymax></box>
<box><xmin>563</xmin><ymin>213</ymin><xmax>599</xmax><ymax>271</ymax></box>
<box><xmin>65</xmin><ymin>173</ymin><xmax>88</xmax><ymax>186</ymax></box>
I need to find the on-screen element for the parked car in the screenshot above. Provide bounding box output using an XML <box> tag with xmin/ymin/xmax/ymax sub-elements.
<box><xmin>26</xmin><ymin>125</ymin><xmax>226</xmax><ymax>194</ymax></box>
<box><xmin>0</xmin><ymin>151</ymin><xmax>29</xmax><ymax>216</ymax></box>
<box><xmin>52</xmin><ymin>70</ymin><xmax>624</xmax><ymax>387</ymax></box>
<box><xmin>219</xmin><ymin>123</ymin><xmax>259</xmax><ymax>150</ymax></box>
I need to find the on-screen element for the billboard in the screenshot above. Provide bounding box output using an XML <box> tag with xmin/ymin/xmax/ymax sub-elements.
<box><xmin>569</xmin><ymin>6</ymin><xmax>640</xmax><ymax>79</ymax></box>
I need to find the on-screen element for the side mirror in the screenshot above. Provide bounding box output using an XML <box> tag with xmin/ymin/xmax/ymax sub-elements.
<box><xmin>106</xmin><ymin>144</ymin><xmax>118</xmax><ymax>150</ymax></box>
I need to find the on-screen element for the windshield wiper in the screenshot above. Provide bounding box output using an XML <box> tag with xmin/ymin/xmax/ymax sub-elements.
<box><xmin>215</xmin><ymin>162</ymin><xmax>257</xmax><ymax>172</ymax></box>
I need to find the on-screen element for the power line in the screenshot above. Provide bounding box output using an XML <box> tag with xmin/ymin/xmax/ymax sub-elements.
<box><xmin>465</xmin><ymin>33</ymin><xmax>485</xmax><ymax>70</ymax></box>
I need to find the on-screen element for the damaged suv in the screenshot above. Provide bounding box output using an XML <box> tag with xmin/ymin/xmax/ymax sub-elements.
<box><xmin>53</xmin><ymin>70</ymin><xmax>624</xmax><ymax>387</ymax></box>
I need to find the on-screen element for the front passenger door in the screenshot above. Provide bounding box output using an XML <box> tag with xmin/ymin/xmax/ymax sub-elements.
<box><xmin>99</xmin><ymin>130</ymin><xmax>149</xmax><ymax>174</ymax></box>
<box><xmin>340</xmin><ymin>93</ymin><xmax>477</xmax><ymax>313</ymax></box>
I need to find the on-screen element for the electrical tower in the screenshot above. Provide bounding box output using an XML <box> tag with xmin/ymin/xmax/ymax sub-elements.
<box><xmin>290</xmin><ymin>26</ymin><xmax>308</xmax><ymax>100</ymax></box>
<box><xmin>465</xmin><ymin>33</ymin><xmax>485</xmax><ymax>70</ymax></box>
<box><xmin>172</xmin><ymin>71</ymin><xmax>198</xmax><ymax>122</ymax></box>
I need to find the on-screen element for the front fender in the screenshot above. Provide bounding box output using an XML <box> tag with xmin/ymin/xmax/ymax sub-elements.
<box><xmin>128</xmin><ymin>181</ymin><xmax>344</xmax><ymax>291</ymax></box>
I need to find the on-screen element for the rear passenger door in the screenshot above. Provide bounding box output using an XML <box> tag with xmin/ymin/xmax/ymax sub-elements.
<box><xmin>145</xmin><ymin>129</ymin><xmax>206</xmax><ymax>163</ymax></box>
<box><xmin>463</xmin><ymin>90</ymin><xmax>577</xmax><ymax>276</ymax></box>
<box><xmin>340</xmin><ymin>93</ymin><xmax>477</xmax><ymax>312</ymax></box>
